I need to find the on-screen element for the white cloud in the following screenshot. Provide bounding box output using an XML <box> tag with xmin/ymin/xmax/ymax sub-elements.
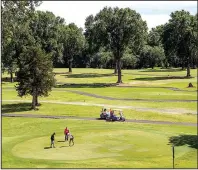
<box><xmin>37</xmin><ymin>1</ymin><xmax>197</xmax><ymax>30</ymax></box>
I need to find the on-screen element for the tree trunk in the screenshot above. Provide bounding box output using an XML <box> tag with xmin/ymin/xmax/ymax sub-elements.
<box><xmin>186</xmin><ymin>55</ymin><xmax>191</xmax><ymax>77</ymax></box>
<box><xmin>114</xmin><ymin>59</ymin><xmax>118</xmax><ymax>74</ymax></box>
<box><xmin>10</xmin><ymin>72</ymin><xmax>13</xmax><ymax>83</ymax></box>
<box><xmin>69</xmin><ymin>60</ymin><xmax>72</xmax><ymax>73</ymax></box>
<box><xmin>35</xmin><ymin>94</ymin><xmax>40</xmax><ymax>106</ymax></box>
<box><xmin>116</xmin><ymin>59</ymin><xmax>122</xmax><ymax>83</ymax></box>
<box><xmin>186</xmin><ymin>63</ymin><xmax>191</xmax><ymax>77</ymax></box>
<box><xmin>31</xmin><ymin>88</ymin><xmax>36</xmax><ymax>110</ymax></box>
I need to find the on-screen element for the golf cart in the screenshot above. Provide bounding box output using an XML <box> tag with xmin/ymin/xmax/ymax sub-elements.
<box><xmin>100</xmin><ymin>107</ymin><xmax>110</xmax><ymax>119</ymax></box>
<box><xmin>105</xmin><ymin>109</ymin><xmax>126</xmax><ymax>122</ymax></box>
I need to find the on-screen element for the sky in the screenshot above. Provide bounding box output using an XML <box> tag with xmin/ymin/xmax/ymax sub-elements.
<box><xmin>37</xmin><ymin>1</ymin><xmax>197</xmax><ymax>31</ymax></box>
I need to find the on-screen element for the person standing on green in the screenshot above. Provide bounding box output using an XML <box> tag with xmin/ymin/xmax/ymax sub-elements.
<box><xmin>64</xmin><ymin>127</ymin><xmax>70</xmax><ymax>141</ymax></box>
<box><xmin>50</xmin><ymin>132</ymin><xmax>56</xmax><ymax>148</ymax></box>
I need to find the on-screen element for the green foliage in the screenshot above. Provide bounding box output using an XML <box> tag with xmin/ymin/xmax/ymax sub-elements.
<box><xmin>138</xmin><ymin>45</ymin><xmax>165</xmax><ymax>69</ymax></box>
<box><xmin>84</xmin><ymin>7</ymin><xmax>147</xmax><ymax>82</ymax></box>
<box><xmin>61</xmin><ymin>23</ymin><xmax>85</xmax><ymax>72</ymax></box>
<box><xmin>16</xmin><ymin>46</ymin><xmax>55</xmax><ymax>98</ymax></box>
<box><xmin>161</xmin><ymin>10</ymin><xmax>197</xmax><ymax>76</ymax></box>
<box><xmin>1</xmin><ymin>1</ymin><xmax>41</xmax><ymax>81</ymax></box>
<box><xmin>30</xmin><ymin>11</ymin><xmax>64</xmax><ymax>63</ymax></box>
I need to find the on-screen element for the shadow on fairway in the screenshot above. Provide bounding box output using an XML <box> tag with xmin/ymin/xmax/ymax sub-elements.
<box><xmin>2</xmin><ymin>103</ymin><xmax>32</xmax><ymax>113</ymax></box>
<box><xmin>57</xmin><ymin>140</ymin><xmax>66</xmax><ymax>142</ymax></box>
<box><xmin>61</xmin><ymin>73</ymin><xmax>115</xmax><ymax>78</ymax></box>
<box><xmin>168</xmin><ymin>135</ymin><xmax>198</xmax><ymax>149</ymax></box>
<box><xmin>140</xmin><ymin>68</ymin><xmax>184</xmax><ymax>72</ymax></box>
<box><xmin>44</xmin><ymin>147</ymin><xmax>52</xmax><ymax>149</ymax></box>
<box><xmin>60</xmin><ymin>146</ymin><xmax>69</xmax><ymax>148</ymax></box>
<box><xmin>55</xmin><ymin>83</ymin><xmax>118</xmax><ymax>88</ymax></box>
<box><xmin>1</xmin><ymin>77</ymin><xmax>17</xmax><ymax>83</ymax></box>
<box><xmin>133</xmin><ymin>76</ymin><xmax>194</xmax><ymax>81</ymax></box>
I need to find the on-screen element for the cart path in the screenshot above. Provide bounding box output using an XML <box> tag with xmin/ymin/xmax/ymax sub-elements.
<box><xmin>2</xmin><ymin>100</ymin><xmax>197</xmax><ymax>115</ymax></box>
<box><xmin>2</xmin><ymin>113</ymin><xmax>197</xmax><ymax>127</ymax></box>
<box><xmin>63</xmin><ymin>89</ymin><xmax>197</xmax><ymax>102</ymax></box>
<box><xmin>55</xmin><ymin>82</ymin><xmax>197</xmax><ymax>92</ymax></box>
<box><xmin>3</xmin><ymin>87</ymin><xmax>197</xmax><ymax>102</ymax></box>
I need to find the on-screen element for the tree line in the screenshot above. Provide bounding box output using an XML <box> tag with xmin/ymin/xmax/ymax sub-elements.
<box><xmin>2</xmin><ymin>1</ymin><xmax>197</xmax><ymax>109</ymax></box>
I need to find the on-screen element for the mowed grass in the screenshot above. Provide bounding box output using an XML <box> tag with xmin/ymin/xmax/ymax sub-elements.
<box><xmin>2</xmin><ymin>68</ymin><xmax>197</xmax><ymax>168</ymax></box>
<box><xmin>2</xmin><ymin>117</ymin><xmax>197</xmax><ymax>168</ymax></box>
<box><xmin>2</xmin><ymin>68</ymin><xmax>197</xmax><ymax>122</ymax></box>
<box><xmin>2</xmin><ymin>88</ymin><xmax>197</xmax><ymax>110</ymax></box>
<box><xmin>2</xmin><ymin>101</ymin><xmax>196</xmax><ymax>123</ymax></box>
<box><xmin>53</xmin><ymin>68</ymin><xmax>197</xmax><ymax>88</ymax></box>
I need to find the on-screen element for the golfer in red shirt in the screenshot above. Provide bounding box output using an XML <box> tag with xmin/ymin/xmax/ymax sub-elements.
<box><xmin>64</xmin><ymin>127</ymin><xmax>70</xmax><ymax>141</ymax></box>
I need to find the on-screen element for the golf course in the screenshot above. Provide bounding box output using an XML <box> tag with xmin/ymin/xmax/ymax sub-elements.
<box><xmin>2</xmin><ymin>68</ymin><xmax>197</xmax><ymax>168</ymax></box>
<box><xmin>2</xmin><ymin>1</ymin><xmax>197</xmax><ymax>168</ymax></box>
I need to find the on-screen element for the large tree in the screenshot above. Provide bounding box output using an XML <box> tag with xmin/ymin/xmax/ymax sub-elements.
<box><xmin>85</xmin><ymin>7</ymin><xmax>147</xmax><ymax>83</ymax></box>
<box><xmin>1</xmin><ymin>0</ymin><xmax>41</xmax><ymax>82</ymax></box>
<box><xmin>162</xmin><ymin>10</ymin><xmax>197</xmax><ymax>77</ymax></box>
<box><xmin>29</xmin><ymin>10</ymin><xmax>64</xmax><ymax>65</ymax></box>
<box><xmin>16</xmin><ymin>46</ymin><xmax>55</xmax><ymax>110</ymax></box>
<box><xmin>61</xmin><ymin>23</ymin><xmax>85</xmax><ymax>73</ymax></box>
<box><xmin>6</xmin><ymin>1</ymin><xmax>57</xmax><ymax>109</ymax></box>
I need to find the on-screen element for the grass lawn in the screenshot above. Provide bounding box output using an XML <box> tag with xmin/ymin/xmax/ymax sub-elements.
<box><xmin>2</xmin><ymin>67</ymin><xmax>197</xmax><ymax>168</ymax></box>
<box><xmin>2</xmin><ymin>101</ymin><xmax>197</xmax><ymax>123</ymax></box>
<box><xmin>2</xmin><ymin>117</ymin><xmax>197</xmax><ymax>168</ymax></box>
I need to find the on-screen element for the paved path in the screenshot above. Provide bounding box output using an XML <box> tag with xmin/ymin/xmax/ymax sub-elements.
<box><xmin>3</xmin><ymin>87</ymin><xmax>197</xmax><ymax>102</ymax></box>
<box><xmin>63</xmin><ymin>89</ymin><xmax>197</xmax><ymax>102</ymax></box>
<box><xmin>2</xmin><ymin>113</ymin><xmax>197</xmax><ymax>127</ymax></box>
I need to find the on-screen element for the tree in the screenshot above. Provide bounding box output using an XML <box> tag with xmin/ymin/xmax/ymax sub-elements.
<box><xmin>85</xmin><ymin>7</ymin><xmax>147</xmax><ymax>83</ymax></box>
<box><xmin>1</xmin><ymin>0</ymin><xmax>42</xmax><ymax>82</ymax></box>
<box><xmin>16</xmin><ymin>46</ymin><xmax>55</xmax><ymax>110</ymax></box>
<box><xmin>29</xmin><ymin>11</ymin><xmax>64</xmax><ymax>65</ymax></box>
<box><xmin>162</xmin><ymin>10</ymin><xmax>197</xmax><ymax>77</ymax></box>
<box><xmin>61</xmin><ymin>23</ymin><xmax>85</xmax><ymax>73</ymax></box>
<box><xmin>147</xmin><ymin>25</ymin><xmax>164</xmax><ymax>47</ymax></box>
<box><xmin>4</xmin><ymin>1</ymin><xmax>56</xmax><ymax>109</ymax></box>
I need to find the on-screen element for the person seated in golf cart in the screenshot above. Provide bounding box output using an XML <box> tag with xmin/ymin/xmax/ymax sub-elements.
<box><xmin>100</xmin><ymin>107</ymin><xmax>108</xmax><ymax>119</ymax></box>
<box><xmin>103</xmin><ymin>108</ymin><xmax>107</xmax><ymax>115</ymax></box>
<box><xmin>110</xmin><ymin>110</ymin><xmax>118</xmax><ymax>119</ymax></box>
<box><xmin>111</xmin><ymin>109</ymin><xmax>124</xmax><ymax>120</ymax></box>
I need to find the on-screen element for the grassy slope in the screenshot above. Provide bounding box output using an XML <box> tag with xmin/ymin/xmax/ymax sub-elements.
<box><xmin>2</xmin><ymin>117</ymin><xmax>197</xmax><ymax>168</ymax></box>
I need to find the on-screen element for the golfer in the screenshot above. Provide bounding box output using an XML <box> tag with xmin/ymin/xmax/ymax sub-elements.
<box><xmin>69</xmin><ymin>133</ymin><xmax>74</xmax><ymax>146</ymax></box>
<box><xmin>50</xmin><ymin>132</ymin><xmax>56</xmax><ymax>148</ymax></box>
<box><xmin>64</xmin><ymin>127</ymin><xmax>70</xmax><ymax>141</ymax></box>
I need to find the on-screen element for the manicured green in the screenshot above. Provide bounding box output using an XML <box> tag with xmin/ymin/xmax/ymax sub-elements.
<box><xmin>2</xmin><ymin>117</ymin><xmax>197</xmax><ymax>168</ymax></box>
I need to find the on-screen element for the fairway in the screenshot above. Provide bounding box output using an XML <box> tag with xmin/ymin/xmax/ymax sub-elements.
<box><xmin>2</xmin><ymin>68</ymin><xmax>197</xmax><ymax>168</ymax></box>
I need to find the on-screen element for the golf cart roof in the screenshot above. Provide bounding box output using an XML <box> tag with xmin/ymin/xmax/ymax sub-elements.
<box><xmin>102</xmin><ymin>107</ymin><xmax>122</xmax><ymax>111</ymax></box>
<box><xmin>112</xmin><ymin>109</ymin><xmax>122</xmax><ymax>111</ymax></box>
